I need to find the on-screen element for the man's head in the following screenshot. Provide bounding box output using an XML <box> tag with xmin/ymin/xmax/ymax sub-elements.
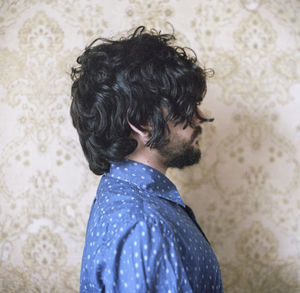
<box><xmin>70</xmin><ymin>26</ymin><xmax>212</xmax><ymax>175</ymax></box>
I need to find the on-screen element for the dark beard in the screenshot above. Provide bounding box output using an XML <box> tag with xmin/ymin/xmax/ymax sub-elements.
<box><xmin>158</xmin><ymin>126</ymin><xmax>202</xmax><ymax>169</ymax></box>
<box><xmin>164</xmin><ymin>144</ymin><xmax>201</xmax><ymax>169</ymax></box>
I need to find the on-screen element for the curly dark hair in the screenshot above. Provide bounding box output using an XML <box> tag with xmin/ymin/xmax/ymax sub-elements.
<box><xmin>70</xmin><ymin>26</ymin><xmax>212</xmax><ymax>175</ymax></box>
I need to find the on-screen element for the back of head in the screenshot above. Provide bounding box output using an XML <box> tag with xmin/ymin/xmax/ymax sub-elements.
<box><xmin>70</xmin><ymin>26</ymin><xmax>209</xmax><ymax>175</ymax></box>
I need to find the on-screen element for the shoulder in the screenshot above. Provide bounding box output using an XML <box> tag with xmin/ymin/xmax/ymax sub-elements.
<box><xmin>90</xmin><ymin>196</ymin><xmax>173</xmax><ymax>241</ymax></box>
<box><xmin>96</xmin><ymin>175</ymin><xmax>170</xmax><ymax>220</ymax></box>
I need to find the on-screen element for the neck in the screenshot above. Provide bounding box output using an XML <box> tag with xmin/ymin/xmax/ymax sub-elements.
<box><xmin>126</xmin><ymin>142</ymin><xmax>167</xmax><ymax>175</ymax></box>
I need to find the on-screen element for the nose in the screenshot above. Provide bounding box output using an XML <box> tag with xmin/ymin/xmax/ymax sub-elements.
<box><xmin>193</xmin><ymin>108</ymin><xmax>206</xmax><ymax>126</ymax></box>
<box><xmin>193</xmin><ymin>107</ymin><xmax>214</xmax><ymax>125</ymax></box>
<box><xmin>197</xmin><ymin>108</ymin><xmax>207</xmax><ymax>120</ymax></box>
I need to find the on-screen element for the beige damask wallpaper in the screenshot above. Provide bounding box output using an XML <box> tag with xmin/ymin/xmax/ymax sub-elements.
<box><xmin>0</xmin><ymin>0</ymin><xmax>299</xmax><ymax>292</ymax></box>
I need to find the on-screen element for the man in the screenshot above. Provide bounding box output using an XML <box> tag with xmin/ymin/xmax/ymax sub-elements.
<box><xmin>70</xmin><ymin>26</ymin><xmax>223</xmax><ymax>292</ymax></box>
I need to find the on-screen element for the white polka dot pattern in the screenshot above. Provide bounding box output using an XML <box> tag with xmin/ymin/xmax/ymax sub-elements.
<box><xmin>80</xmin><ymin>160</ymin><xmax>223</xmax><ymax>292</ymax></box>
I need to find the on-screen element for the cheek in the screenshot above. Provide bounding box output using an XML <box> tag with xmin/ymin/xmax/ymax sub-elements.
<box><xmin>173</xmin><ymin>127</ymin><xmax>194</xmax><ymax>141</ymax></box>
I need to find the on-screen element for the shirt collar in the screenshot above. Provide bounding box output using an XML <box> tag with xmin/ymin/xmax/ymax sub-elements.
<box><xmin>106</xmin><ymin>159</ymin><xmax>186</xmax><ymax>207</ymax></box>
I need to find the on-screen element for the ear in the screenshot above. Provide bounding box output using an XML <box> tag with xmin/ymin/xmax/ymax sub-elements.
<box><xmin>127</xmin><ymin>120</ymin><xmax>150</xmax><ymax>144</ymax></box>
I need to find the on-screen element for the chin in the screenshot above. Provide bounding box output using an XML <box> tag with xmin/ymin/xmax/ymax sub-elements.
<box><xmin>167</xmin><ymin>148</ymin><xmax>201</xmax><ymax>169</ymax></box>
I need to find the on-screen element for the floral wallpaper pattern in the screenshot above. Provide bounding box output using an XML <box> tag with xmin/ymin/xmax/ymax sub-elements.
<box><xmin>0</xmin><ymin>0</ymin><xmax>299</xmax><ymax>292</ymax></box>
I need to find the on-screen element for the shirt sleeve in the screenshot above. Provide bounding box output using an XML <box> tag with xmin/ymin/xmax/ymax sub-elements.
<box><xmin>95</xmin><ymin>216</ymin><xmax>194</xmax><ymax>293</ymax></box>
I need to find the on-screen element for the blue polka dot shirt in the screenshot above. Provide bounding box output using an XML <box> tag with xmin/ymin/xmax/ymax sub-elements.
<box><xmin>80</xmin><ymin>159</ymin><xmax>223</xmax><ymax>292</ymax></box>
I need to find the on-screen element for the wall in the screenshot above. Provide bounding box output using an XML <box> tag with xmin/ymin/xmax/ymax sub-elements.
<box><xmin>0</xmin><ymin>0</ymin><xmax>299</xmax><ymax>292</ymax></box>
